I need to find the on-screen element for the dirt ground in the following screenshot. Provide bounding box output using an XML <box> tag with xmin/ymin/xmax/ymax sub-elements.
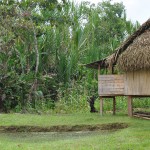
<box><xmin>0</xmin><ymin>123</ymin><xmax>128</xmax><ymax>133</ymax></box>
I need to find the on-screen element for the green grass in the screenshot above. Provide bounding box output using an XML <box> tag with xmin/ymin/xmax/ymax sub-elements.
<box><xmin>0</xmin><ymin>113</ymin><xmax>131</xmax><ymax>126</ymax></box>
<box><xmin>0</xmin><ymin>113</ymin><xmax>149</xmax><ymax>150</ymax></box>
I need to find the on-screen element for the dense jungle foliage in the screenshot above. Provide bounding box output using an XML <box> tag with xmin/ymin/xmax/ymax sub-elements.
<box><xmin>0</xmin><ymin>0</ymin><xmax>149</xmax><ymax>113</ymax></box>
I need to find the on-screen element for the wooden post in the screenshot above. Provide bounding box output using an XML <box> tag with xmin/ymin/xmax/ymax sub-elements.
<box><xmin>100</xmin><ymin>96</ymin><xmax>103</xmax><ymax>116</ymax></box>
<box><xmin>98</xmin><ymin>64</ymin><xmax>103</xmax><ymax>115</ymax></box>
<box><xmin>128</xmin><ymin>96</ymin><xmax>133</xmax><ymax>117</ymax></box>
<box><xmin>113</xmin><ymin>97</ymin><xmax>116</xmax><ymax>115</ymax></box>
<box><xmin>112</xmin><ymin>66</ymin><xmax>114</xmax><ymax>74</ymax></box>
<box><xmin>108</xmin><ymin>65</ymin><xmax>112</xmax><ymax>74</ymax></box>
<box><xmin>98</xmin><ymin>64</ymin><xmax>100</xmax><ymax>76</ymax></box>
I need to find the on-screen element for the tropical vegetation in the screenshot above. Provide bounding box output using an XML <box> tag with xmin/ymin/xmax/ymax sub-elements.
<box><xmin>0</xmin><ymin>0</ymin><xmax>148</xmax><ymax>113</ymax></box>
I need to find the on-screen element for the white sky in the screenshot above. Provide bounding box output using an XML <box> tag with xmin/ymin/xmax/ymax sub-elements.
<box><xmin>72</xmin><ymin>0</ymin><xmax>150</xmax><ymax>24</ymax></box>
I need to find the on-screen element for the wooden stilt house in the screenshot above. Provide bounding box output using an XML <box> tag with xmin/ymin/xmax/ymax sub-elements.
<box><xmin>85</xmin><ymin>18</ymin><xmax>150</xmax><ymax>117</ymax></box>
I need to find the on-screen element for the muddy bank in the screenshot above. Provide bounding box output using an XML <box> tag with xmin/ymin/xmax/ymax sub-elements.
<box><xmin>0</xmin><ymin>123</ymin><xmax>128</xmax><ymax>133</ymax></box>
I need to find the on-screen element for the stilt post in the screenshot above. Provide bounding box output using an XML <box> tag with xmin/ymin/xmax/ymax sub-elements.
<box><xmin>128</xmin><ymin>96</ymin><xmax>133</xmax><ymax>117</ymax></box>
<box><xmin>113</xmin><ymin>97</ymin><xmax>116</xmax><ymax>115</ymax></box>
<box><xmin>98</xmin><ymin>64</ymin><xmax>103</xmax><ymax>115</ymax></box>
<box><xmin>100</xmin><ymin>96</ymin><xmax>103</xmax><ymax>116</ymax></box>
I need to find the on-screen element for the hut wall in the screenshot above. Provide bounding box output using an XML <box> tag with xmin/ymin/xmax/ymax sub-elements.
<box><xmin>98</xmin><ymin>75</ymin><xmax>124</xmax><ymax>96</ymax></box>
<box><xmin>124</xmin><ymin>70</ymin><xmax>150</xmax><ymax>95</ymax></box>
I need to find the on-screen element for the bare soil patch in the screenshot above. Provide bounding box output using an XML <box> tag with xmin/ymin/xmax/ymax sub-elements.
<box><xmin>0</xmin><ymin>123</ymin><xmax>128</xmax><ymax>133</ymax></box>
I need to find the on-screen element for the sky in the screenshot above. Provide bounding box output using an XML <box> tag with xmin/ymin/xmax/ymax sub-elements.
<box><xmin>72</xmin><ymin>0</ymin><xmax>150</xmax><ymax>24</ymax></box>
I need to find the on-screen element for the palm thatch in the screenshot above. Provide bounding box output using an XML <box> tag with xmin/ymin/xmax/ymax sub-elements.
<box><xmin>85</xmin><ymin>54</ymin><xmax>115</xmax><ymax>69</ymax></box>
<box><xmin>117</xmin><ymin>29</ymin><xmax>150</xmax><ymax>71</ymax></box>
<box><xmin>85</xmin><ymin>18</ymin><xmax>150</xmax><ymax>70</ymax></box>
<box><xmin>114</xmin><ymin>18</ymin><xmax>150</xmax><ymax>63</ymax></box>
<box><xmin>106</xmin><ymin>18</ymin><xmax>150</xmax><ymax>70</ymax></box>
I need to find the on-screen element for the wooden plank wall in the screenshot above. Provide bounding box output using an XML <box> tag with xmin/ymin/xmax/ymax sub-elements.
<box><xmin>124</xmin><ymin>70</ymin><xmax>150</xmax><ymax>95</ymax></box>
<box><xmin>98</xmin><ymin>75</ymin><xmax>124</xmax><ymax>96</ymax></box>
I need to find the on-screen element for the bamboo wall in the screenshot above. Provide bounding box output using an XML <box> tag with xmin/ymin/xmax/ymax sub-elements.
<box><xmin>124</xmin><ymin>70</ymin><xmax>150</xmax><ymax>95</ymax></box>
<box><xmin>98</xmin><ymin>75</ymin><xmax>124</xmax><ymax>96</ymax></box>
<box><xmin>98</xmin><ymin>70</ymin><xmax>150</xmax><ymax>96</ymax></box>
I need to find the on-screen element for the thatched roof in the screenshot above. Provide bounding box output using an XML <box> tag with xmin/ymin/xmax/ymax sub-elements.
<box><xmin>85</xmin><ymin>54</ymin><xmax>115</xmax><ymax>69</ymax></box>
<box><xmin>117</xmin><ymin>29</ymin><xmax>150</xmax><ymax>71</ymax></box>
<box><xmin>85</xmin><ymin>59</ymin><xmax>106</xmax><ymax>69</ymax></box>
<box><xmin>85</xmin><ymin>18</ymin><xmax>150</xmax><ymax>71</ymax></box>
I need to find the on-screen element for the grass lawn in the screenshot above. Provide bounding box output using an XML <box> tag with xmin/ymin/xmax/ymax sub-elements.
<box><xmin>0</xmin><ymin>113</ymin><xmax>149</xmax><ymax>150</ymax></box>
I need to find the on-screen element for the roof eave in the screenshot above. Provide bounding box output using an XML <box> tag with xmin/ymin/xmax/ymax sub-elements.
<box><xmin>85</xmin><ymin>59</ymin><xmax>108</xmax><ymax>69</ymax></box>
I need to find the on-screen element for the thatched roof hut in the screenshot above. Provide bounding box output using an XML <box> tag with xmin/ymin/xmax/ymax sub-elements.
<box><xmin>85</xmin><ymin>18</ymin><xmax>150</xmax><ymax>117</ymax></box>
<box><xmin>86</xmin><ymin>18</ymin><xmax>150</xmax><ymax>71</ymax></box>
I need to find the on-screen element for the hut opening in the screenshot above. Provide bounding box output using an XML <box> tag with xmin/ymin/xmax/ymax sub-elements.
<box><xmin>85</xmin><ymin>18</ymin><xmax>150</xmax><ymax>117</ymax></box>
